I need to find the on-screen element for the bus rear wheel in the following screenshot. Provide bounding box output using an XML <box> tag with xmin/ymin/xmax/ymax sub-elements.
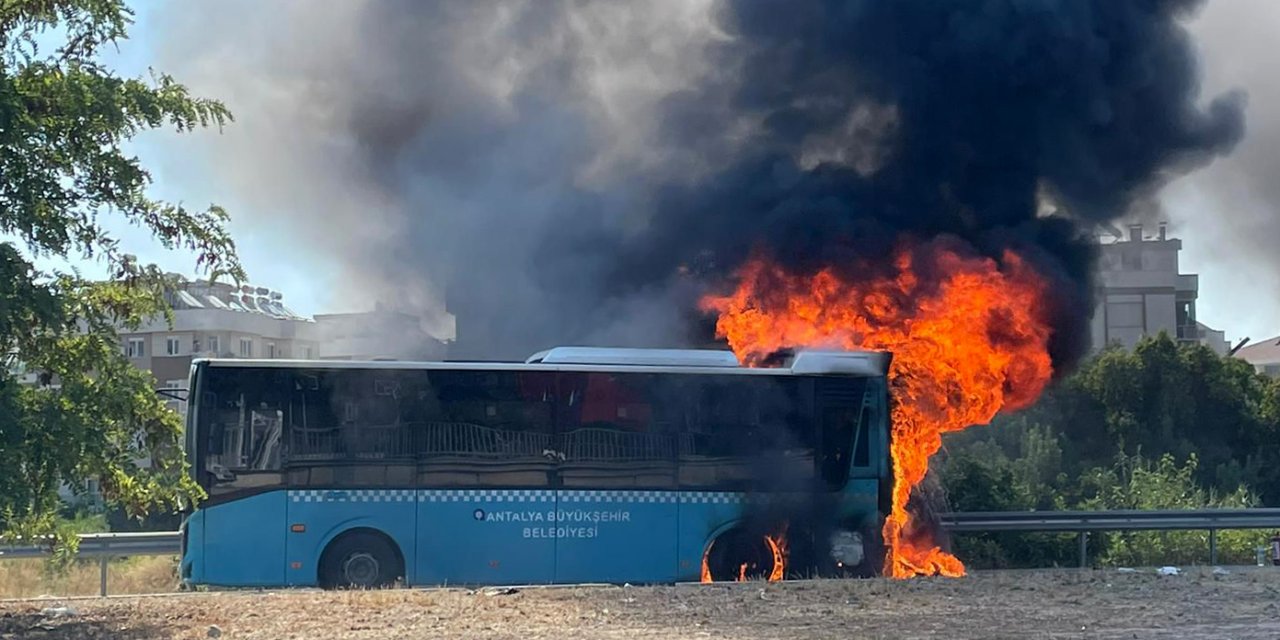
<box><xmin>704</xmin><ymin>529</ymin><xmax>780</xmax><ymax>582</ymax></box>
<box><xmin>319</xmin><ymin>531</ymin><xmax>403</xmax><ymax>590</ymax></box>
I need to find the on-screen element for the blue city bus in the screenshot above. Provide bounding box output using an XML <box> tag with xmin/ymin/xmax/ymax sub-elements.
<box><xmin>178</xmin><ymin>347</ymin><xmax>892</xmax><ymax>588</ymax></box>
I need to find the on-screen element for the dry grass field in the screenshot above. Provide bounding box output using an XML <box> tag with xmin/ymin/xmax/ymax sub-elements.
<box><xmin>2</xmin><ymin>567</ymin><xmax>1279</xmax><ymax>639</ymax></box>
<box><xmin>0</xmin><ymin>557</ymin><xmax>178</xmax><ymax>599</ymax></box>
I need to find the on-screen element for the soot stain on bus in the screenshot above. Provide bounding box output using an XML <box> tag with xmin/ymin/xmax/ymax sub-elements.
<box><xmin>705</xmin><ymin>360</ymin><xmax>886</xmax><ymax>582</ymax></box>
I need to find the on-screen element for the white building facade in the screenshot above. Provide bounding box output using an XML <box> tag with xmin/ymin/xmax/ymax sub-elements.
<box><xmin>120</xmin><ymin>279</ymin><xmax>321</xmax><ymax>416</ymax></box>
<box><xmin>1091</xmin><ymin>223</ymin><xmax>1229</xmax><ymax>354</ymax></box>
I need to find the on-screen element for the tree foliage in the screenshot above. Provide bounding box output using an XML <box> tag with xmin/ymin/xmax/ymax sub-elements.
<box><xmin>940</xmin><ymin>334</ymin><xmax>1280</xmax><ymax>568</ymax></box>
<box><xmin>1083</xmin><ymin>453</ymin><xmax>1260</xmax><ymax>567</ymax></box>
<box><xmin>0</xmin><ymin>0</ymin><xmax>241</xmax><ymax>544</ymax></box>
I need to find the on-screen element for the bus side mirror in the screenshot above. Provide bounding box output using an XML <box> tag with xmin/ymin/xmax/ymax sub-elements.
<box><xmin>155</xmin><ymin>387</ymin><xmax>189</xmax><ymax>402</ymax></box>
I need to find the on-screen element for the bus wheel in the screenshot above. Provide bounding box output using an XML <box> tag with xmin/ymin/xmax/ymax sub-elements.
<box><xmin>319</xmin><ymin>531</ymin><xmax>403</xmax><ymax>590</ymax></box>
<box><xmin>704</xmin><ymin>529</ymin><xmax>779</xmax><ymax>582</ymax></box>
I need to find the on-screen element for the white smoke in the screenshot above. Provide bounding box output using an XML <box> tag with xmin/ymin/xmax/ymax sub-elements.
<box><xmin>148</xmin><ymin>0</ymin><xmax>726</xmax><ymax>355</ymax></box>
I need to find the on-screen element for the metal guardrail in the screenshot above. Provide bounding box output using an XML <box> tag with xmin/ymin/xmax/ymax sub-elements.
<box><xmin>940</xmin><ymin>508</ymin><xmax>1280</xmax><ymax>531</ymax></box>
<box><xmin>939</xmin><ymin>509</ymin><xmax>1280</xmax><ymax>568</ymax></box>
<box><xmin>2</xmin><ymin>509</ymin><xmax>1278</xmax><ymax>597</ymax></box>
<box><xmin>0</xmin><ymin>532</ymin><xmax>179</xmax><ymax>597</ymax></box>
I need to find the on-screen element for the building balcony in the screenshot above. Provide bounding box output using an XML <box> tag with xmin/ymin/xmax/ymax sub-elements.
<box><xmin>1176</xmin><ymin>274</ymin><xmax>1199</xmax><ymax>295</ymax></box>
<box><xmin>1176</xmin><ymin>324</ymin><xmax>1203</xmax><ymax>341</ymax></box>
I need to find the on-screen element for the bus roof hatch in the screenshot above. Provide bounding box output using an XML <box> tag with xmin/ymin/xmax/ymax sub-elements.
<box><xmin>525</xmin><ymin>347</ymin><xmax>742</xmax><ymax>368</ymax></box>
<box><xmin>788</xmin><ymin>350</ymin><xmax>892</xmax><ymax>376</ymax></box>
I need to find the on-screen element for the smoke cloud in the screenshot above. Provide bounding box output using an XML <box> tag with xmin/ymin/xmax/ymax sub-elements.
<box><xmin>1166</xmin><ymin>0</ymin><xmax>1280</xmax><ymax>341</ymax></box>
<box><xmin>153</xmin><ymin>0</ymin><xmax>1244</xmax><ymax>364</ymax></box>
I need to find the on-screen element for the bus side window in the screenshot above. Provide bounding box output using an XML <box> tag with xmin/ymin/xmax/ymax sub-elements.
<box><xmin>201</xmin><ymin>369</ymin><xmax>288</xmax><ymax>494</ymax></box>
<box><xmin>417</xmin><ymin>370</ymin><xmax>556</xmax><ymax>487</ymax></box>
<box><xmin>288</xmin><ymin>371</ymin><xmax>342</xmax><ymax>461</ymax></box>
<box><xmin>572</xmin><ymin>373</ymin><xmax>655</xmax><ymax>432</ymax></box>
<box><xmin>205</xmin><ymin>391</ymin><xmax>224</xmax><ymax>455</ymax></box>
<box><xmin>676</xmin><ymin>376</ymin><xmax>812</xmax><ymax>491</ymax></box>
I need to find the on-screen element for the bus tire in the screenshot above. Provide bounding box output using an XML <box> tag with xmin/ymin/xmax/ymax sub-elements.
<box><xmin>318</xmin><ymin>530</ymin><xmax>404</xmax><ymax>590</ymax></box>
<box><xmin>704</xmin><ymin>528</ymin><xmax>780</xmax><ymax>582</ymax></box>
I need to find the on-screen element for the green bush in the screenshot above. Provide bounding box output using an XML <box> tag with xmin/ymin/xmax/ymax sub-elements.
<box><xmin>1083</xmin><ymin>453</ymin><xmax>1267</xmax><ymax>566</ymax></box>
<box><xmin>941</xmin><ymin>354</ymin><xmax>1280</xmax><ymax>571</ymax></box>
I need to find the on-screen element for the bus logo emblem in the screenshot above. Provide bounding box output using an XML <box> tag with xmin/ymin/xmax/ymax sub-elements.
<box><xmin>473</xmin><ymin>509</ymin><xmax>486</xmax><ymax>521</ymax></box>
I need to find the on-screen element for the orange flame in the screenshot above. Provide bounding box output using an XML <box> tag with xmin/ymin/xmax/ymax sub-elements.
<box><xmin>765</xmin><ymin>533</ymin><xmax>786</xmax><ymax>582</ymax></box>
<box><xmin>700</xmin><ymin>239</ymin><xmax>1054</xmax><ymax>578</ymax></box>
<box><xmin>699</xmin><ymin>529</ymin><xmax>790</xmax><ymax>583</ymax></box>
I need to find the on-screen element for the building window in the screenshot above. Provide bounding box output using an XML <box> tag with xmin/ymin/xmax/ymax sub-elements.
<box><xmin>1106</xmin><ymin>302</ymin><xmax>1144</xmax><ymax>329</ymax></box>
<box><xmin>305</xmin><ymin>346</ymin><xmax>313</xmax><ymax>359</ymax></box>
<box><xmin>166</xmin><ymin>336</ymin><xmax>181</xmax><ymax>356</ymax></box>
<box><xmin>208</xmin><ymin>336</ymin><xmax>220</xmax><ymax>355</ymax></box>
<box><xmin>1121</xmin><ymin>250</ymin><xmax>1142</xmax><ymax>271</ymax></box>
<box><xmin>1265</xmin><ymin>364</ymin><xmax>1280</xmax><ymax>377</ymax></box>
<box><xmin>267</xmin><ymin>342</ymin><xmax>277</xmax><ymax>359</ymax></box>
<box><xmin>239</xmin><ymin>338</ymin><xmax>253</xmax><ymax>358</ymax></box>
<box><xmin>126</xmin><ymin>338</ymin><xmax>145</xmax><ymax>358</ymax></box>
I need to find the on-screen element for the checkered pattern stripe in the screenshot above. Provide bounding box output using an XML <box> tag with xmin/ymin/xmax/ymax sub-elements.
<box><xmin>287</xmin><ymin>489</ymin><xmax>749</xmax><ymax>504</ymax></box>
<box><xmin>289</xmin><ymin>489</ymin><xmax>415</xmax><ymax>503</ymax></box>
<box><xmin>561</xmin><ymin>490</ymin><xmax>678</xmax><ymax>504</ymax></box>
<box><xmin>679</xmin><ymin>492</ymin><xmax>746</xmax><ymax>504</ymax></box>
<box><xmin>415</xmin><ymin>490</ymin><xmax>745</xmax><ymax>504</ymax></box>
<box><xmin>418</xmin><ymin>489</ymin><xmax>555</xmax><ymax>503</ymax></box>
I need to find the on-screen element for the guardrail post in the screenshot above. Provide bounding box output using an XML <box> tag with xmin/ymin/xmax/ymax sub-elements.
<box><xmin>100</xmin><ymin>536</ymin><xmax>110</xmax><ymax>597</ymax></box>
<box><xmin>1078</xmin><ymin>531</ymin><xmax>1087</xmax><ymax>568</ymax></box>
<box><xmin>1209</xmin><ymin>528</ymin><xmax>1218</xmax><ymax>566</ymax></box>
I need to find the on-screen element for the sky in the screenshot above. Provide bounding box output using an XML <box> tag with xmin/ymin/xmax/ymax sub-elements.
<box><xmin>1158</xmin><ymin>0</ymin><xmax>1280</xmax><ymax>347</ymax></box>
<box><xmin>48</xmin><ymin>1</ymin><xmax>1280</xmax><ymax>344</ymax></box>
<box><xmin>33</xmin><ymin>4</ymin><xmax>342</xmax><ymax>316</ymax></box>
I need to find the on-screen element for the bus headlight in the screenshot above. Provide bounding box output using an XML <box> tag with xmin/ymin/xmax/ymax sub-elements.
<box><xmin>828</xmin><ymin>529</ymin><xmax>864</xmax><ymax>567</ymax></box>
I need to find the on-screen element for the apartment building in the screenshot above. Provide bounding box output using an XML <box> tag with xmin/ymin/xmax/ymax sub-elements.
<box><xmin>119</xmin><ymin>278</ymin><xmax>321</xmax><ymax>412</ymax></box>
<box><xmin>1091</xmin><ymin>223</ymin><xmax>1229</xmax><ymax>354</ymax></box>
<box><xmin>120</xmin><ymin>279</ymin><xmax>454</xmax><ymax>402</ymax></box>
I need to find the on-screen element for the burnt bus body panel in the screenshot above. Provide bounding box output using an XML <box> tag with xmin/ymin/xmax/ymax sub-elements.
<box><xmin>180</xmin><ymin>349</ymin><xmax>890</xmax><ymax>586</ymax></box>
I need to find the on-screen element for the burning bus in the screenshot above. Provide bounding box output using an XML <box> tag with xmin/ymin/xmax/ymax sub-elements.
<box><xmin>178</xmin><ymin>346</ymin><xmax>891</xmax><ymax>588</ymax></box>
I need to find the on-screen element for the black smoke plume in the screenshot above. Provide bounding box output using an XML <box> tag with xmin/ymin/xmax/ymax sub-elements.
<box><xmin>156</xmin><ymin>0</ymin><xmax>1242</xmax><ymax>366</ymax></box>
<box><xmin>596</xmin><ymin>0</ymin><xmax>1244</xmax><ymax>369</ymax></box>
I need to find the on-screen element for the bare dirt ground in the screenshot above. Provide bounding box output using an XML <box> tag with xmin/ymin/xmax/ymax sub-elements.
<box><xmin>2</xmin><ymin>567</ymin><xmax>1278</xmax><ymax>639</ymax></box>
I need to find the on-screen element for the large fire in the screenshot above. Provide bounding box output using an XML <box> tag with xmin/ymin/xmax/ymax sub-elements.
<box><xmin>700</xmin><ymin>238</ymin><xmax>1054</xmax><ymax>578</ymax></box>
